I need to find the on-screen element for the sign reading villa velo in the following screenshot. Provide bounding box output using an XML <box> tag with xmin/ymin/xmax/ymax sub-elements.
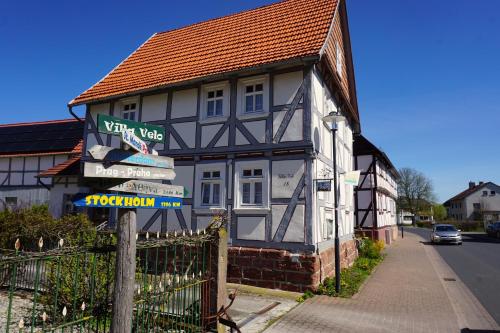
<box><xmin>98</xmin><ymin>114</ymin><xmax>165</xmax><ymax>143</ymax></box>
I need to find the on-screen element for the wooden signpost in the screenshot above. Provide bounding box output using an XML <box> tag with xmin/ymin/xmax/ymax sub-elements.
<box><xmin>80</xmin><ymin>116</ymin><xmax>177</xmax><ymax>333</ymax></box>
<box><xmin>89</xmin><ymin>145</ymin><xmax>173</xmax><ymax>169</ymax></box>
<box><xmin>84</xmin><ymin>162</ymin><xmax>176</xmax><ymax>180</ymax></box>
<box><xmin>106</xmin><ymin>180</ymin><xmax>184</xmax><ymax>198</ymax></box>
<box><xmin>122</xmin><ymin>129</ymin><xmax>158</xmax><ymax>155</ymax></box>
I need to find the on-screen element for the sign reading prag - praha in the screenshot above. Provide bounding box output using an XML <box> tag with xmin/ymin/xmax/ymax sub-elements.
<box><xmin>98</xmin><ymin>114</ymin><xmax>165</xmax><ymax>143</ymax></box>
<box><xmin>84</xmin><ymin>162</ymin><xmax>175</xmax><ymax>180</ymax></box>
<box><xmin>74</xmin><ymin>193</ymin><xmax>182</xmax><ymax>209</ymax></box>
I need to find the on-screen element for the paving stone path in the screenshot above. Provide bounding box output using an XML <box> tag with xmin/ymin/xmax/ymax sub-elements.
<box><xmin>265</xmin><ymin>231</ymin><xmax>500</xmax><ymax>333</ymax></box>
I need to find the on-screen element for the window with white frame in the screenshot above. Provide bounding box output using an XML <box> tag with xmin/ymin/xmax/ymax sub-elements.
<box><xmin>206</xmin><ymin>89</ymin><xmax>224</xmax><ymax>118</ymax></box>
<box><xmin>122</xmin><ymin>102</ymin><xmax>137</xmax><ymax>121</ymax></box>
<box><xmin>235</xmin><ymin>161</ymin><xmax>269</xmax><ymax>209</ymax></box>
<box><xmin>200</xmin><ymin>171</ymin><xmax>222</xmax><ymax>206</ymax></box>
<box><xmin>323</xmin><ymin>217</ymin><xmax>333</xmax><ymax>240</ymax></box>
<box><xmin>244</xmin><ymin>83</ymin><xmax>264</xmax><ymax>113</ymax></box>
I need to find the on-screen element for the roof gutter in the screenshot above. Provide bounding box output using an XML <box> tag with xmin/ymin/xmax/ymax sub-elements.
<box><xmin>68</xmin><ymin>55</ymin><xmax>320</xmax><ymax>107</ymax></box>
<box><xmin>68</xmin><ymin>105</ymin><xmax>84</xmax><ymax>124</ymax></box>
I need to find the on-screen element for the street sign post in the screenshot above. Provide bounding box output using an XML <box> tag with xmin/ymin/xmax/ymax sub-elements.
<box><xmin>88</xmin><ymin>145</ymin><xmax>173</xmax><ymax>169</ymax></box>
<box><xmin>122</xmin><ymin>129</ymin><xmax>158</xmax><ymax>155</ymax></box>
<box><xmin>73</xmin><ymin>193</ymin><xmax>182</xmax><ymax>209</ymax></box>
<box><xmin>84</xmin><ymin>162</ymin><xmax>175</xmax><ymax>180</ymax></box>
<box><xmin>97</xmin><ymin>114</ymin><xmax>165</xmax><ymax>143</ymax></box>
<box><xmin>106</xmin><ymin>180</ymin><xmax>184</xmax><ymax>198</ymax></box>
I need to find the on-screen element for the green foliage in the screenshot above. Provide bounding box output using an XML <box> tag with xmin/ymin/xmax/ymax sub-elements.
<box><xmin>433</xmin><ymin>204</ymin><xmax>447</xmax><ymax>221</ymax></box>
<box><xmin>299</xmin><ymin>238</ymin><xmax>384</xmax><ymax>300</ymax></box>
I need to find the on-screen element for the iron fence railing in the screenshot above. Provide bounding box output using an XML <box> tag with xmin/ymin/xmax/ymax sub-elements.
<box><xmin>0</xmin><ymin>228</ymin><xmax>221</xmax><ymax>333</ymax></box>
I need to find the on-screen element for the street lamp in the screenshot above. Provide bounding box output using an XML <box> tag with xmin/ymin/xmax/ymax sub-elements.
<box><xmin>322</xmin><ymin>110</ymin><xmax>345</xmax><ymax>294</ymax></box>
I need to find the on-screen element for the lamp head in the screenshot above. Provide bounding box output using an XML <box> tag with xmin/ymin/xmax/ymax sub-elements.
<box><xmin>322</xmin><ymin>111</ymin><xmax>346</xmax><ymax>126</ymax></box>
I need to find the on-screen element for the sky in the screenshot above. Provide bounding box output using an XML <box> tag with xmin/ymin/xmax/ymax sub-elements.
<box><xmin>0</xmin><ymin>0</ymin><xmax>499</xmax><ymax>202</ymax></box>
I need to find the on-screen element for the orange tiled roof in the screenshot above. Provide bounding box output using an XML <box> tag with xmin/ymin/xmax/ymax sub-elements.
<box><xmin>70</xmin><ymin>0</ymin><xmax>338</xmax><ymax>105</ymax></box>
<box><xmin>38</xmin><ymin>155</ymin><xmax>81</xmax><ymax>177</ymax></box>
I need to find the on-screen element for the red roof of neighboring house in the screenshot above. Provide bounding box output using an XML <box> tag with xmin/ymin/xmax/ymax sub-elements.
<box><xmin>38</xmin><ymin>155</ymin><xmax>81</xmax><ymax>177</ymax></box>
<box><xmin>444</xmin><ymin>182</ymin><xmax>496</xmax><ymax>205</ymax></box>
<box><xmin>70</xmin><ymin>0</ymin><xmax>338</xmax><ymax>106</ymax></box>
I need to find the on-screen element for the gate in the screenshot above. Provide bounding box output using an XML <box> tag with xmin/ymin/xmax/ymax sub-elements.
<box><xmin>0</xmin><ymin>225</ymin><xmax>225</xmax><ymax>332</ymax></box>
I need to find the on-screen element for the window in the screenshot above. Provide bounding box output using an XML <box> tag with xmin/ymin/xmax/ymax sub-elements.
<box><xmin>122</xmin><ymin>102</ymin><xmax>137</xmax><ymax>121</ymax></box>
<box><xmin>241</xmin><ymin>168</ymin><xmax>263</xmax><ymax>205</ymax></box>
<box><xmin>244</xmin><ymin>83</ymin><xmax>264</xmax><ymax>113</ymax></box>
<box><xmin>206</xmin><ymin>89</ymin><xmax>224</xmax><ymax>118</ymax></box>
<box><xmin>323</xmin><ymin>218</ymin><xmax>333</xmax><ymax>240</ymax></box>
<box><xmin>200</xmin><ymin>171</ymin><xmax>222</xmax><ymax>206</ymax></box>
<box><xmin>473</xmin><ymin>203</ymin><xmax>481</xmax><ymax>210</ymax></box>
<box><xmin>335</xmin><ymin>42</ymin><xmax>343</xmax><ymax>77</ymax></box>
<box><xmin>482</xmin><ymin>190</ymin><xmax>488</xmax><ymax>196</ymax></box>
<box><xmin>235</xmin><ymin>161</ymin><xmax>269</xmax><ymax>211</ymax></box>
<box><xmin>491</xmin><ymin>191</ymin><xmax>496</xmax><ymax>196</ymax></box>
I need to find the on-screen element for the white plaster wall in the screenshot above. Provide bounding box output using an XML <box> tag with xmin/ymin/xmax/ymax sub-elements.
<box><xmin>271</xmin><ymin>160</ymin><xmax>304</xmax><ymax>198</ymax></box>
<box><xmin>0</xmin><ymin>187</ymin><xmax>49</xmax><ymax>209</ymax></box>
<box><xmin>237</xmin><ymin>216</ymin><xmax>266</xmax><ymax>240</ymax></box>
<box><xmin>201</xmin><ymin>124</ymin><xmax>223</xmax><ymax>148</ymax></box>
<box><xmin>48</xmin><ymin>178</ymin><xmax>87</xmax><ymax>218</ymax></box>
<box><xmin>0</xmin><ymin>157</ymin><xmax>9</xmax><ymax>171</ymax></box>
<box><xmin>273</xmin><ymin>71</ymin><xmax>303</xmax><ymax>106</ymax></box>
<box><xmin>141</xmin><ymin>93</ymin><xmax>168</xmax><ymax>121</ymax></box>
<box><xmin>171</xmin><ymin>165</ymin><xmax>194</xmax><ymax>199</ymax></box>
<box><xmin>172</xmin><ymin>122</ymin><xmax>196</xmax><ymax>148</ymax></box>
<box><xmin>282</xmin><ymin>205</ymin><xmax>305</xmax><ymax>242</ymax></box>
<box><xmin>172</xmin><ymin>88</ymin><xmax>198</xmax><ymax>119</ymax></box>
<box><xmin>464</xmin><ymin>184</ymin><xmax>500</xmax><ymax>219</ymax></box>
<box><xmin>243</xmin><ymin>120</ymin><xmax>266</xmax><ymax>143</ymax></box>
<box><xmin>272</xmin><ymin>109</ymin><xmax>303</xmax><ymax>142</ymax></box>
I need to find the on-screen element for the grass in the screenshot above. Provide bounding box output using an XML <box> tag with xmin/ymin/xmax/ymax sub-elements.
<box><xmin>297</xmin><ymin>239</ymin><xmax>384</xmax><ymax>301</ymax></box>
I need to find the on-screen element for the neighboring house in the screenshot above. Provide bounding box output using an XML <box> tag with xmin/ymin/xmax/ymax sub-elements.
<box><xmin>353</xmin><ymin>135</ymin><xmax>399</xmax><ymax>244</ymax></box>
<box><xmin>68</xmin><ymin>0</ymin><xmax>360</xmax><ymax>291</ymax></box>
<box><xmin>0</xmin><ymin>119</ymin><xmax>83</xmax><ymax>214</ymax></box>
<box><xmin>444</xmin><ymin>181</ymin><xmax>500</xmax><ymax>222</ymax></box>
<box><xmin>397</xmin><ymin>211</ymin><xmax>414</xmax><ymax>226</ymax></box>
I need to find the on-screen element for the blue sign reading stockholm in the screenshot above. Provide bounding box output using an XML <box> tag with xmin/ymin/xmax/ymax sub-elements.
<box><xmin>73</xmin><ymin>193</ymin><xmax>182</xmax><ymax>209</ymax></box>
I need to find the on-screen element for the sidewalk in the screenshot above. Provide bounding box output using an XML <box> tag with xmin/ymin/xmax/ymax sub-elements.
<box><xmin>265</xmin><ymin>231</ymin><xmax>499</xmax><ymax>333</ymax></box>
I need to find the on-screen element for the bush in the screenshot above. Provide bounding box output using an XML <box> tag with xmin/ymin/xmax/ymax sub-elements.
<box><xmin>358</xmin><ymin>238</ymin><xmax>383</xmax><ymax>259</ymax></box>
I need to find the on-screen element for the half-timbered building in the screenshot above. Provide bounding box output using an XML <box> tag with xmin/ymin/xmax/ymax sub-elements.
<box><xmin>354</xmin><ymin>135</ymin><xmax>399</xmax><ymax>244</ymax></box>
<box><xmin>0</xmin><ymin>119</ymin><xmax>83</xmax><ymax>215</ymax></box>
<box><xmin>69</xmin><ymin>0</ymin><xmax>360</xmax><ymax>291</ymax></box>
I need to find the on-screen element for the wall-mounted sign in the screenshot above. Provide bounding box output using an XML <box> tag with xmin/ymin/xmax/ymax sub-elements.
<box><xmin>122</xmin><ymin>130</ymin><xmax>158</xmax><ymax>155</ymax></box>
<box><xmin>97</xmin><ymin>114</ymin><xmax>165</xmax><ymax>143</ymax></box>
<box><xmin>106</xmin><ymin>180</ymin><xmax>184</xmax><ymax>198</ymax></box>
<box><xmin>316</xmin><ymin>180</ymin><xmax>332</xmax><ymax>192</ymax></box>
<box><xmin>84</xmin><ymin>162</ymin><xmax>175</xmax><ymax>180</ymax></box>
<box><xmin>73</xmin><ymin>193</ymin><xmax>182</xmax><ymax>209</ymax></box>
<box><xmin>88</xmin><ymin>145</ymin><xmax>173</xmax><ymax>169</ymax></box>
<box><xmin>345</xmin><ymin>170</ymin><xmax>361</xmax><ymax>186</ymax></box>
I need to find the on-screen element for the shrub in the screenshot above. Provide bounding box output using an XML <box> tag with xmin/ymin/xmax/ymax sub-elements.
<box><xmin>358</xmin><ymin>238</ymin><xmax>382</xmax><ymax>259</ymax></box>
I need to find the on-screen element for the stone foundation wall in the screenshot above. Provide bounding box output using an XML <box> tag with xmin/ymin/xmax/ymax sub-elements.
<box><xmin>355</xmin><ymin>225</ymin><xmax>399</xmax><ymax>245</ymax></box>
<box><xmin>227</xmin><ymin>239</ymin><xmax>358</xmax><ymax>292</ymax></box>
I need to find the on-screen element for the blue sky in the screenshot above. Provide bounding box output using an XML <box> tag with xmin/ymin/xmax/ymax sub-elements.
<box><xmin>0</xmin><ymin>0</ymin><xmax>499</xmax><ymax>201</ymax></box>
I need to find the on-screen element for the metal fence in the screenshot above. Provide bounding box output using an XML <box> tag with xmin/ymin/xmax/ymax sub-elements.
<box><xmin>0</xmin><ymin>228</ymin><xmax>222</xmax><ymax>333</ymax></box>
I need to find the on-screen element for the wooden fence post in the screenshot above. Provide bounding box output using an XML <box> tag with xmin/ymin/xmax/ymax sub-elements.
<box><xmin>217</xmin><ymin>227</ymin><xmax>228</xmax><ymax>333</ymax></box>
<box><xmin>111</xmin><ymin>209</ymin><xmax>137</xmax><ymax>333</ymax></box>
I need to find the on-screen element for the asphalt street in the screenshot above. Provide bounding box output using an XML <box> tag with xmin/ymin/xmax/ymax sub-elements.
<box><xmin>405</xmin><ymin>226</ymin><xmax>500</xmax><ymax>325</ymax></box>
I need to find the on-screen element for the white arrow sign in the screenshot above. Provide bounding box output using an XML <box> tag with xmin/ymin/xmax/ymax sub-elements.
<box><xmin>84</xmin><ymin>162</ymin><xmax>175</xmax><ymax>180</ymax></box>
<box><xmin>122</xmin><ymin>129</ymin><xmax>158</xmax><ymax>155</ymax></box>
<box><xmin>88</xmin><ymin>145</ymin><xmax>174</xmax><ymax>169</ymax></box>
<box><xmin>106</xmin><ymin>180</ymin><xmax>184</xmax><ymax>198</ymax></box>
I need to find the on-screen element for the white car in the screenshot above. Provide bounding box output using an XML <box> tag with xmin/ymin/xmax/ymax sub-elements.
<box><xmin>430</xmin><ymin>224</ymin><xmax>462</xmax><ymax>245</ymax></box>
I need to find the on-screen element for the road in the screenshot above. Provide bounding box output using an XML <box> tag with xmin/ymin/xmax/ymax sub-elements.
<box><xmin>405</xmin><ymin>226</ymin><xmax>500</xmax><ymax>325</ymax></box>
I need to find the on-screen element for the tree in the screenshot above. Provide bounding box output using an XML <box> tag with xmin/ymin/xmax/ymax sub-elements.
<box><xmin>397</xmin><ymin>168</ymin><xmax>435</xmax><ymax>226</ymax></box>
<box><xmin>433</xmin><ymin>204</ymin><xmax>447</xmax><ymax>221</ymax></box>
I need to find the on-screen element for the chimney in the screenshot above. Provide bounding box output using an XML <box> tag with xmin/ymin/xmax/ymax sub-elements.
<box><xmin>469</xmin><ymin>181</ymin><xmax>475</xmax><ymax>189</ymax></box>
<box><xmin>479</xmin><ymin>181</ymin><xmax>484</xmax><ymax>186</ymax></box>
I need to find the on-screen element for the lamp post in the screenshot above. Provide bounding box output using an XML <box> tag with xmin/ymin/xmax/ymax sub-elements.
<box><xmin>322</xmin><ymin>111</ymin><xmax>345</xmax><ymax>294</ymax></box>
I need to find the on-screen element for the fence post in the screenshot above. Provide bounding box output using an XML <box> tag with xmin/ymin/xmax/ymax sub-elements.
<box><xmin>111</xmin><ymin>209</ymin><xmax>137</xmax><ymax>333</ymax></box>
<box><xmin>217</xmin><ymin>227</ymin><xmax>228</xmax><ymax>333</ymax></box>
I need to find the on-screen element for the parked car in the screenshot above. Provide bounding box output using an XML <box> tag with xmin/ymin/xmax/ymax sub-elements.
<box><xmin>430</xmin><ymin>224</ymin><xmax>462</xmax><ymax>245</ymax></box>
<box><xmin>486</xmin><ymin>222</ymin><xmax>500</xmax><ymax>238</ymax></box>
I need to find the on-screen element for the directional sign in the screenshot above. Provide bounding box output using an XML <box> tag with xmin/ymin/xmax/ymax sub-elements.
<box><xmin>84</xmin><ymin>162</ymin><xmax>175</xmax><ymax>180</ymax></box>
<box><xmin>106</xmin><ymin>180</ymin><xmax>184</xmax><ymax>198</ymax></box>
<box><xmin>97</xmin><ymin>114</ymin><xmax>165</xmax><ymax>143</ymax></box>
<box><xmin>73</xmin><ymin>193</ymin><xmax>182</xmax><ymax>209</ymax></box>
<box><xmin>88</xmin><ymin>145</ymin><xmax>173</xmax><ymax>169</ymax></box>
<box><xmin>345</xmin><ymin>170</ymin><xmax>361</xmax><ymax>186</ymax></box>
<box><xmin>122</xmin><ymin>130</ymin><xmax>158</xmax><ymax>155</ymax></box>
